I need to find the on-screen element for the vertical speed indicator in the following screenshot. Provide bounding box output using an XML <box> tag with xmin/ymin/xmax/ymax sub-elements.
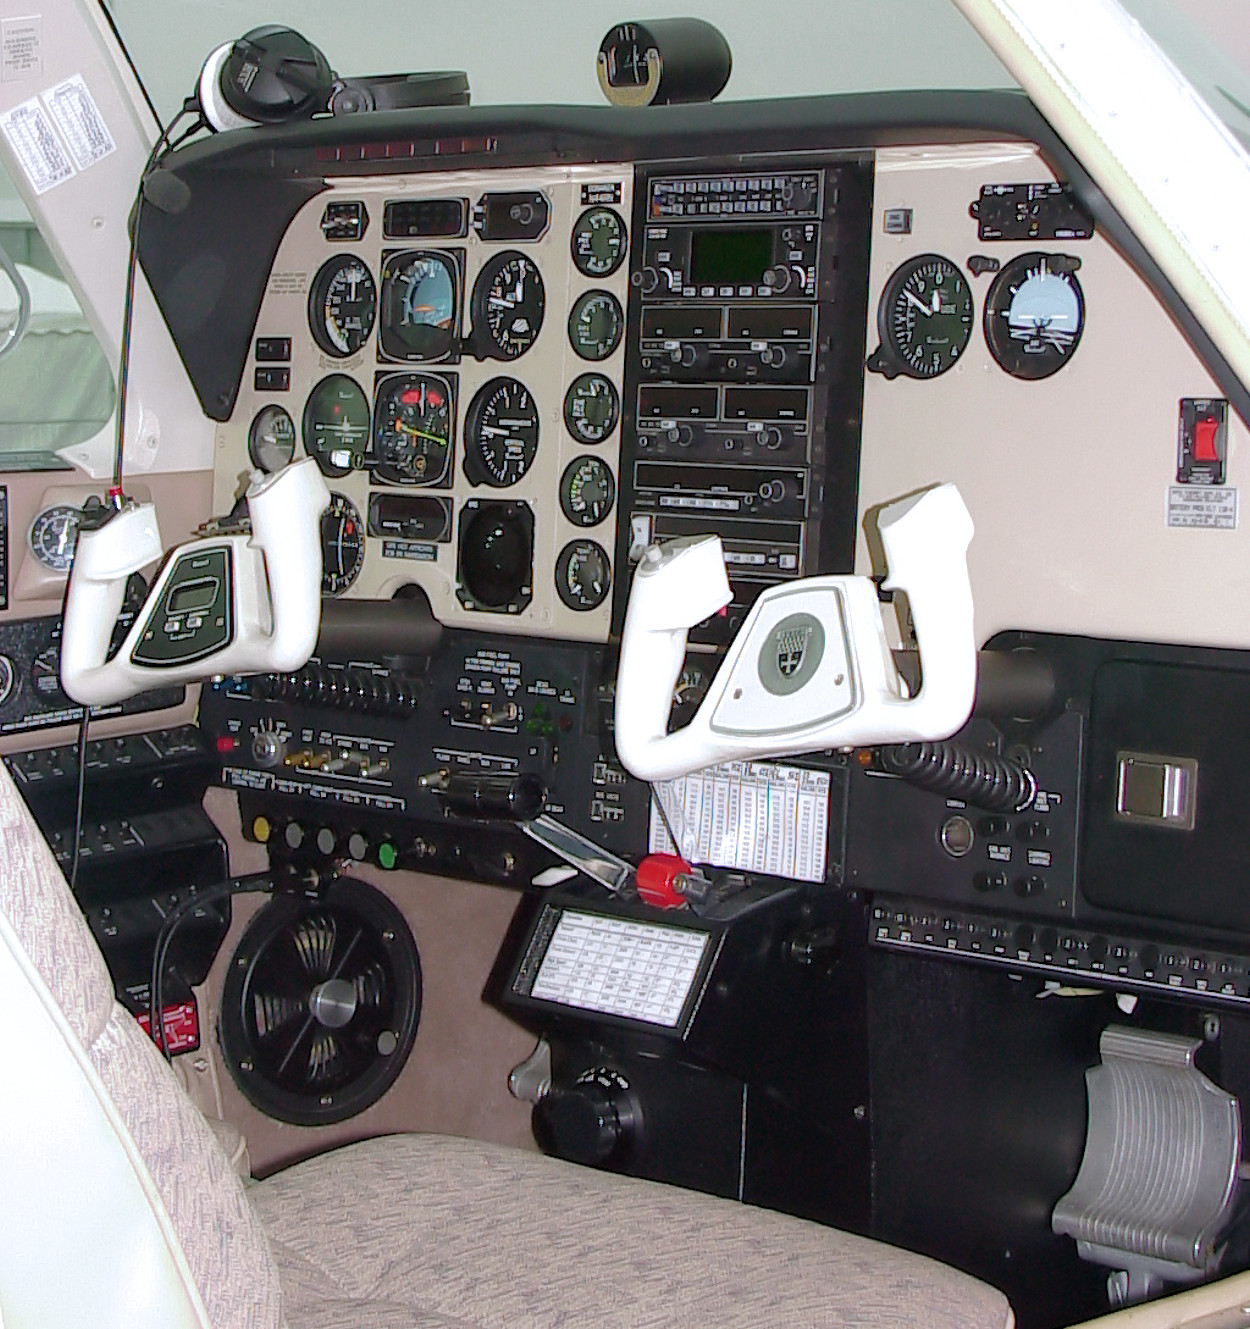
<box><xmin>870</xmin><ymin>254</ymin><xmax>973</xmax><ymax>380</ymax></box>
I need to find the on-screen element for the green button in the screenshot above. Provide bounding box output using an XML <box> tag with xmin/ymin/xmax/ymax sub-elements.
<box><xmin>378</xmin><ymin>841</ymin><xmax>398</xmax><ymax>870</ymax></box>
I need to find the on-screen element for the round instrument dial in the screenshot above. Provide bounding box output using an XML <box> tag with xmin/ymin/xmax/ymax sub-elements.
<box><xmin>560</xmin><ymin>456</ymin><xmax>615</xmax><ymax>527</ymax></box>
<box><xmin>372</xmin><ymin>372</ymin><xmax>453</xmax><ymax>485</ymax></box>
<box><xmin>380</xmin><ymin>250</ymin><xmax>458</xmax><ymax>362</ymax></box>
<box><xmin>983</xmin><ymin>252</ymin><xmax>1085</xmax><ymax>380</ymax></box>
<box><xmin>568</xmin><ymin>290</ymin><xmax>623</xmax><ymax>361</ymax></box>
<box><xmin>563</xmin><ymin>373</ymin><xmax>619</xmax><ymax>444</ymax></box>
<box><xmin>308</xmin><ymin>255</ymin><xmax>376</xmax><ymax>358</ymax></box>
<box><xmin>248</xmin><ymin>405</ymin><xmax>296</xmax><ymax>473</ymax></box>
<box><xmin>555</xmin><ymin>540</ymin><xmax>611</xmax><ymax>611</ymax></box>
<box><xmin>571</xmin><ymin>207</ymin><xmax>627</xmax><ymax>277</ymax></box>
<box><xmin>303</xmin><ymin>375</ymin><xmax>370</xmax><ymax>477</ymax></box>
<box><xmin>472</xmin><ymin>251</ymin><xmax>545</xmax><ymax>360</ymax></box>
<box><xmin>28</xmin><ymin>505</ymin><xmax>80</xmax><ymax>573</ymax></box>
<box><xmin>321</xmin><ymin>493</ymin><xmax>365</xmax><ymax>595</ymax></box>
<box><xmin>464</xmin><ymin>377</ymin><xmax>539</xmax><ymax>488</ymax></box>
<box><xmin>877</xmin><ymin>254</ymin><xmax>973</xmax><ymax>379</ymax></box>
<box><xmin>0</xmin><ymin>654</ymin><xmax>13</xmax><ymax>706</ymax></box>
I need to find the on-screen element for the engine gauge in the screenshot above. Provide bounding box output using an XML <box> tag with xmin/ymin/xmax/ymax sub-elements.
<box><xmin>568</xmin><ymin>290</ymin><xmax>623</xmax><ymax>361</ymax></box>
<box><xmin>471</xmin><ymin>251</ymin><xmax>545</xmax><ymax>360</ymax></box>
<box><xmin>556</xmin><ymin>539</ymin><xmax>611</xmax><ymax>611</ymax></box>
<box><xmin>380</xmin><ymin>250</ymin><xmax>459</xmax><ymax>361</ymax></box>
<box><xmin>321</xmin><ymin>493</ymin><xmax>365</xmax><ymax>595</ymax></box>
<box><xmin>872</xmin><ymin>254</ymin><xmax>973</xmax><ymax>379</ymax></box>
<box><xmin>463</xmin><ymin>377</ymin><xmax>539</xmax><ymax>488</ymax></box>
<box><xmin>248</xmin><ymin>405</ymin><xmax>296</xmax><ymax>473</ymax></box>
<box><xmin>28</xmin><ymin>504</ymin><xmax>80</xmax><ymax>573</ymax></box>
<box><xmin>372</xmin><ymin>372</ymin><xmax>453</xmax><ymax>485</ymax></box>
<box><xmin>560</xmin><ymin>456</ymin><xmax>615</xmax><ymax>527</ymax></box>
<box><xmin>563</xmin><ymin>373</ymin><xmax>619</xmax><ymax>444</ymax></box>
<box><xmin>303</xmin><ymin>375</ymin><xmax>370</xmax><ymax>477</ymax></box>
<box><xmin>983</xmin><ymin>252</ymin><xmax>1085</xmax><ymax>380</ymax></box>
<box><xmin>571</xmin><ymin>207</ymin><xmax>627</xmax><ymax>277</ymax></box>
<box><xmin>308</xmin><ymin>255</ymin><xmax>377</xmax><ymax>358</ymax></box>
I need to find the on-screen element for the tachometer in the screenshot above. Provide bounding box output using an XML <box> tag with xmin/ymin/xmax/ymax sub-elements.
<box><xmin>571</xmin><ymin>207</ymin><xmax>627</xmax><ymax>277</ymax></box>
<box><xmin>983</xmin><ymin>252</ymin><xmax>1084</xmax><ymax>380</ymax></box>
<box><xmin>871</xmin><ymin>254</ymin><xmax>973</xmax><ymax>379</ymax></box>
<box><xmin>28</xmin><ymin>505</ymin><xmax>80</xmax><ymax>573</ymax></box>
<box><xmin>372</xmin><ymin>372</ymin><xmax>453</xmax><ymax>485</ymax></box>
<box><xmin>308</xmin><ymin>255</ymin><xmax>376</xmax><ymax>358</ymax></box>
<box><xmin>568</xmin><ymin>290</ymin><xmax>623</xmax><ymax>361</ymax></box>
<box><xmin>560</xmin><ymin>456</ymin><xmax>615</xmax><ymax>527</ymax></box>
<box><xmin>321</xmin><ymin>493</ymin><xmax>365</xmax><ymax>595</ymax></box>
<box><xmin>470</xmin><ymin>251</ymin><xmax>545</xmax><ymax>360</ymax></box>
<box><xmin>563</xmin><ymin>373</ymin><xmax>619</xmax><ymax>444</ymax></box>
<box><xmin>303</xmin><ymin>375</ymin><xmax>370</xmax><ymax>477</ymax></box>
<box><xmin>379</xmin><ymin>250</ymin><xmax>459</xmax><ymax>362</ymax></box>
<box><xmin>463</xmin><ymin>377</ymin><xmax>539</xmax><ymax>488</ymax></box>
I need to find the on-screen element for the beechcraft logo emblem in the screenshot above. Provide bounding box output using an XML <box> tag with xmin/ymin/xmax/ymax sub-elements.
<box><xmin>776</xmin><ymin>625</ymin><xmax>811</xmax><ymax>678</ymax></box>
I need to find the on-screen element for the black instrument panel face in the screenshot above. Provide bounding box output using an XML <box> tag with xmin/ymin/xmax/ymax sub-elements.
<box><xmin>614</xmin><ymin>159</ymin><xmax>873</xmax><ymax>644</ymax></box>
<box><xmin>223</xmin><ymin>168</ymin><xmax>634</xmax><ymax>643</ymax></box>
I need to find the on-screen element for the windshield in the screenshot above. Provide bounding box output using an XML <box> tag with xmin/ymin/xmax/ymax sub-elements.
<box><xmin>103</xmin><ymin>0</ymin><xmax>1016</xmax><ymax>121</ymax></box>
<box><xmin>1121</xmin><ymin>0</ymin><xmax>1250</xmax><ymax>145</ymax></box>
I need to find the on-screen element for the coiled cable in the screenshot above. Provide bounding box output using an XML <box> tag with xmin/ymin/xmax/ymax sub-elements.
<box><xmin>878</xmin><ymin>739</ymin><xmax>1037</xmax><ymax>813</ymax></box>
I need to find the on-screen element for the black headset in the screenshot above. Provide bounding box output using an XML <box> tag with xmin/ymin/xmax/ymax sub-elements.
<box><xmin>197</xmin><ymin>25</ymin><xmax>335</xmax><ymax>131</ymax></box>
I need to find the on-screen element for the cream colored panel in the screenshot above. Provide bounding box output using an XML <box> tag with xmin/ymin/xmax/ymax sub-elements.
<box><xmin>216</xmin><ymin>164</ymin><xmax>632</xmax><ymax>644</ymax></box>
<box><xmin>857</xmin><ymin>142</ymin><xmax>1250</xmax><ymax>651</ymax></box>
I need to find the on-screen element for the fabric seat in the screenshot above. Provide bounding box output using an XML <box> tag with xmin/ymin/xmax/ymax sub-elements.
<box><xmin>0</xmin><ymin>758</ymin><xmax>1013</xmax><ymax>1328</ymax></box>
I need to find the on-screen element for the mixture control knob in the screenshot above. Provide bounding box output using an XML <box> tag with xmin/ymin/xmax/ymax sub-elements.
<box><xmin>532</xmin><ymin>1068</ymin><xmax>640</xmax><ymax>1168</ymax></box>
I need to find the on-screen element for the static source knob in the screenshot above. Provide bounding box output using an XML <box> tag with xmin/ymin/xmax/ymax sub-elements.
<box><xmin>532</xmin><ymin>1071</ymin><xmax>640</xmax><ymax>1168</ymax></box>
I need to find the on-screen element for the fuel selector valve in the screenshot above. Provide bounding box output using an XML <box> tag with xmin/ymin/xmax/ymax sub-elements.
<box><xmin>61</xmin><ymin>459</ymin><xmax>330</xmax><ymax>707</ymax></box>
<box><xmin>614</xmin><ymin>483</ymin><xmax>977</xmax><ymax>782</ymax></box>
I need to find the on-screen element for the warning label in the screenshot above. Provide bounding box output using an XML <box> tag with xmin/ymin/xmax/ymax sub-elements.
<box><xmin>0</xmin><ymin>95</ymin><xmax>71</xmax><ymax>193</ymax></box>
<box><xmin>44</xmin><ymin>74</ymin><xmax>113</xmax><ymax>170</ymax></box>
<box><xmin>1167</xmin><ymin>485</ymin><xmax>1237</xmax><ymax>529</ymax></box>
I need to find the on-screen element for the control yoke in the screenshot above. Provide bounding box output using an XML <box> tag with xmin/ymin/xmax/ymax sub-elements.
<box><xmin>61</xmin><ymin>459</ymin><xmax>330</xmax><ymax>708</ymax></box>
<box><xmin>614</xmin><ymin>483</ymin><xmax>977</xmax><ymax>782</ymax></box>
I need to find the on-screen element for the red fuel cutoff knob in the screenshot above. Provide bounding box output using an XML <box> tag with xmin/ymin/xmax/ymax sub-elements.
<box><xmin>635</xmin><ymin>853</ymin><xmax>693</xmax><ymax>909</ymax></box>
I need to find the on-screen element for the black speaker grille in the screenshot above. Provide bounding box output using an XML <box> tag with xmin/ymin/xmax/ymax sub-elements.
<box><xmin>220</xmin><ymin>877</ymin><xmax>421</xmax><ymax>1125</ymax></box>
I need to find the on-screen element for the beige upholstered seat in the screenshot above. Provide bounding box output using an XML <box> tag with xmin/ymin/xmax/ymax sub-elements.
<box><xmin>0</xmin><ymin>759</ymin><xmax>1013</xmax><ymax>1328</ymax></box>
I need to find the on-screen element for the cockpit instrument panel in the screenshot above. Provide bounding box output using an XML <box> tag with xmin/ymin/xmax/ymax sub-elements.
<box><xmin>216</xmin><ymin>166</ymin><xmax>633</xmax><ymax>641</ymax></box>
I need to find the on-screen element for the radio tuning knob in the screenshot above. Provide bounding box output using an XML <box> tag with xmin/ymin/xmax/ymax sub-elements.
<box><xmin>679</xmin><ymin>343</ymin><xmax>697</xmax><ymax>367</ymax></box>
<box><xmin>763</xmin><ymin>426</ymin><xmax>783</xmax><ymax>450</ymax></box>
<box><xmin>764</xmin><ymin>264</ymin><xmax>792</xmax><ymax>293</ymax></box>
<box><xmin>676</xmin><ymin>424</ymin><xmax>694</xmax><ymax>448</ymax></box>
<box><xmin>639</xmin><ymin>266</ymin><xmax>660</xmax><ymax>294</ymax></box>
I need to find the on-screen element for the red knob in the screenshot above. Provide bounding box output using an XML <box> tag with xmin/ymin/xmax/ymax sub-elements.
<box><xmin>635</xmin><ymin>853</ymin><xmax>692</xmax><ymax>909</ymax></box>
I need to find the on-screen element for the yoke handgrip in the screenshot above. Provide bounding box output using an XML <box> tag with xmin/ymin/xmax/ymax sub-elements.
<box><xmin>613</xmin><ymin>484</ymin><xmax>977</xmax><ymax>783</ymax></box>
<box><xmin>61</xmin><ymin>459</ymin><xmax>329</xmax><ymax>708</ymax></box>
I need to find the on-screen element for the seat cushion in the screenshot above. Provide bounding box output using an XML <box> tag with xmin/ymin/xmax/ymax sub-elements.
<box><xmin>251</xmin><ymin>1133</ymin><xmax>1013</xmax><ymax>1329</ymax></box>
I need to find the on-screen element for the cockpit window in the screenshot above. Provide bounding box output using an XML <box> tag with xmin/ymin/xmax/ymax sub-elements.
<box><xmin>1120</xmin><ymin>0</ymin><xmax>1250</xmax><ymax>147</ymax></box>
<box><xmin>101</xmin><ymin>1</ymin><xmax>1016</xmax><ymax>121</ymax></box>
<box><xmin>0</xmin><ymin>160</ymin><xmax>114</xmax><ymax>470</ymax></box>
